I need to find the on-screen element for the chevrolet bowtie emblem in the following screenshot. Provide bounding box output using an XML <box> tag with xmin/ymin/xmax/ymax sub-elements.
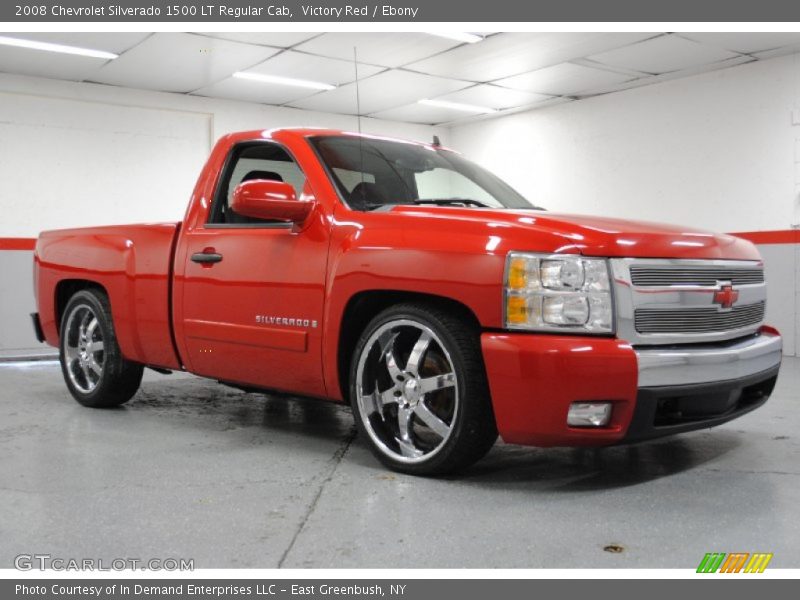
<box><xmin>712</xmin><ymin>283</ymin><xmax>739</xmax><ymax>309</ymax></box>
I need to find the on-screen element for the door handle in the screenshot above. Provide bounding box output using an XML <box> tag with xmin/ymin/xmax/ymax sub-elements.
<box><xmin>190</xmin><ymin>252</ymin><xmax>223</xmax><ymax>264</ymax></box>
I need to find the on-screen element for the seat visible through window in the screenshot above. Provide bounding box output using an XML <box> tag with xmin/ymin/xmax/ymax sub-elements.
<box><xmin>241</xmin><ymin>170</ymin><xmax>284</xmax><ymax>184</ymax></box>
<box><xmin>227</xmin><ymin>171</ymin><xmax>285</xmax><ymax>224</ymax></box>
<box><xmin>208</xmin><ymin>142</ymin><xmax>306</xmax><ymax>226</ymax></box>
<box><xmin>349</xmin><ymin>181</ymin><xmax>387</xmax><ymax>210</ymax></box>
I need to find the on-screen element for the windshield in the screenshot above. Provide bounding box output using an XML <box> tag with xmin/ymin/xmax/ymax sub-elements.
<box><xmin>309</xmin><ymin>135</ymin><xmax>540</xmax><ymax>211</ymax></box>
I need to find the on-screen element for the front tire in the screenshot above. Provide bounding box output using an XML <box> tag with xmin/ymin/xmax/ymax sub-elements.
<box><xmin>350</xmin><ymin>303</ymin><xmax>497</xmax><ymax>475</ymax></box>
<box><xmin>59</xmin><ymin>289</ymin><xmax>143</xmax><ymax>408</ymax></box>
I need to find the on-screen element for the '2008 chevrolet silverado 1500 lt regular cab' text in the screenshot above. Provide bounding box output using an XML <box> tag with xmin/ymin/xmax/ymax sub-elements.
<box><xmin>31</xmin><ymin>129</ymin><xmax>783</xmax><ymax>474</ymax></box>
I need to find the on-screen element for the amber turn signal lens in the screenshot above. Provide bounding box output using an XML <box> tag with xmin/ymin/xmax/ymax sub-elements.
<box><xmin>506</xmin><ymin>295</ymin><xmax>528</xmax><ymax>324</ymax></box>
<box><xmin>507</xmin><ymin>257</ymin><xmax>528</xmax><ymax>290</ymax></box>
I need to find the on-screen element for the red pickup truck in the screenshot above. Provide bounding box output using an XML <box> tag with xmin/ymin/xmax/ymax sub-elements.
<box><xmin>32</xmin><ymin>128</ymin><xmax>783</xmax><ymax>474</ymax></box>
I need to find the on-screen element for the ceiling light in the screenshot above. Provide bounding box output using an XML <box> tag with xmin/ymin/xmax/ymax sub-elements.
<box><xmin>419</xmin><ymin>98</ymin><xmax>497</xmax><ymax>114</ymax></box>
<box><xmin>233</xmin><ymin>72</ymin><xmax>336</xmax><ymax>91</ymax></box>
<box><xmin>427</xmin><ymin>32</ymin><xmax>484</xmax><ymax>44</ymax></box>
<box><xmin>0</xmin><ymin>35</ymin><xmax>118</xmax><ymax>60</ymax></box>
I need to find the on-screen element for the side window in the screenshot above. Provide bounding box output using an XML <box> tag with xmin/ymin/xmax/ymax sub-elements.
<box><xmin>208</xmin><ymin>143</ymin><xmax>306</xmax><ymax>225</ymax></box>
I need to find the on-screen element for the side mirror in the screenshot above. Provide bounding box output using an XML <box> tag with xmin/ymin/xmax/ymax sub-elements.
<box><xmin>231</xmin><ymin>179</ymin><xmax>314</xmax><ymax>223</ymax></box>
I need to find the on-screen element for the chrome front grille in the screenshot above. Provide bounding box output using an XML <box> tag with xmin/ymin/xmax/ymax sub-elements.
<box><xmin>630</xmin><ymin>266</ymin><xmax>764</xmax><ymax>287</ymax></box>
<box><xmin>610</xmin><ymin>258</ymin><xmax>767</xmax><ymax>345</ymax></box>
<box><xmin>635</xmin><ymin>301</ymin><xmax>766</xmax><ymax>334</ymax></box>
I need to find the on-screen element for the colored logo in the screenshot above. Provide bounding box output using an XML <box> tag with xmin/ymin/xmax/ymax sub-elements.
<box><xmin>697</xmin><ymin>552</ymin><xmax>773</xmax><ymax>573</ymax></box>
<box><xmin>712</xmin><ymin>283</ymin><xmax>739</xmax><ymax>309</ymax></box>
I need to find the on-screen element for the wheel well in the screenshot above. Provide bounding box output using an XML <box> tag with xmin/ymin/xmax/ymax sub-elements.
<box><xmin>54</xmin><ymin>279</ymin><xmax>106</xmax><ymax>330</ymax></box>
<box><xmin>337</xmin><ymin>291</ymin><xmax>481</xmax><ymax>400</ymax></box>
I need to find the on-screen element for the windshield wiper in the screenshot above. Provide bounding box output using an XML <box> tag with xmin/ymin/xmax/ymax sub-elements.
<box><xmin>411</xmin><ymin>198</ymin><xmax>491</xmax><ymax>208</ymax></box>
<box><xmin>364</xmin><ymin>199</ymin><xmax>546</xmax><ymax>211</ymax></box>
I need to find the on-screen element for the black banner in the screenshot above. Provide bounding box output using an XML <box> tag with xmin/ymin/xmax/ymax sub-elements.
<box><xmin>3</xmin><ymin>579</ymin><xmax>798</xmax><ymax>600</ymax></box>
<box><xmin>4</xmin><ymin>0</ymin><xmax>800</xmax><ymax>22</ymax></box>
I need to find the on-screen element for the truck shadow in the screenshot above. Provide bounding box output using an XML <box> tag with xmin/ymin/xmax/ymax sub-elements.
<box><xmin>132</xmin><ymin>378</ymin><xmax>355</xmax><ymax>442</ymax></box>
<box><xmin>447</xmin><ymin>433</ymin><xmax>741</xmax><ymax>491</ymax></box>
<box><xmin>132</xmin><ymin>378</ymin><xmax>742</xmax><ymax>491</ymax></box>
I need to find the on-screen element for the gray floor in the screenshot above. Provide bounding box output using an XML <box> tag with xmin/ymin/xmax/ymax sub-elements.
<box><xmin>0</xmin><ymin>358</ymin><xmax>798</xmax><ymax>569</ymax></box>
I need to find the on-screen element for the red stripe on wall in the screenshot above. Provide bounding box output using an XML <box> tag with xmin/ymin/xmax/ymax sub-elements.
<box><xmin>0</xmin><ymin>238</ymin><xmax>36</xmax><ymax>250</ymax></box>
<box><xmin>731</xmin><ymin>230</ymin><xmax>800</xmax><ymax>245</ymax></box>
<box><xmin>0</xmin><ymin>230</ymin><xmax>798</xmax><ymax>250</ymax></box>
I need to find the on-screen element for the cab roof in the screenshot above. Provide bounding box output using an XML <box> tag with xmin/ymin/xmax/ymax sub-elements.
<box><xmin>219</xmin><ymin>127</ymin><xmax>454</xmax><ymax>153</ymax></box>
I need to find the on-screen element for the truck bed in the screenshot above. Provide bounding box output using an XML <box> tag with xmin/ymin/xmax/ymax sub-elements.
<box><xmin>35</xmin><ymin>223</ymin><xmax>182</xmax><ymax>370</ymax></box>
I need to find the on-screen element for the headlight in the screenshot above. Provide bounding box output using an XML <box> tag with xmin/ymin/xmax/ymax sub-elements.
<box><xmin>504</xmin><ymin>252</ymin><xmax>614</xmax><ymax>333</ymax></box>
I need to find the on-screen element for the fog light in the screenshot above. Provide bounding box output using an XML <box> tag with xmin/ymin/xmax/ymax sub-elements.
<box><xmin>567</xmin><ymin>402</ymin><xmax>612</xmax><ymax>427</ymax></box>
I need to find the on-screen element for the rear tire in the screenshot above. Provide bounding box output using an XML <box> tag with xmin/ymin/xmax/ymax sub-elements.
<box><xmin>59</xmin><ymin>289</ymin><xmax>143</xmax><ymax>408</ymax></box>
<box><xmin>350</xmin><ymin>302</ymin><xmax>497</xmax><ymax>475</ymax></box>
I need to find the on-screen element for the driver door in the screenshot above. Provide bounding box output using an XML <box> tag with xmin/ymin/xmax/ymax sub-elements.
<box><xmin>175</xmin><ymin>141</ymin><xmax>328</xmax><ymax>398</ymax></box>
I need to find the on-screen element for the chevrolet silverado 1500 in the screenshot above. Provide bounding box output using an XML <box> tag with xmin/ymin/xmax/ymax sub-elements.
<box><xmin>32</xmin><ymin>128</ymin><xmax>783</xmax><ymax>474</ymax></box>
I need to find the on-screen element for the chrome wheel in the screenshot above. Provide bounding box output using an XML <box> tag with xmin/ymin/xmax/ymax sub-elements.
<box><xmin>63</xmin><ymin>304</ymin><xmax>105</xmax><ymax>394</ymax></box>
<box><xmin>355</xmin><ymin>319</ymin><xmax>459</xmax><ymax>464</ymax></box>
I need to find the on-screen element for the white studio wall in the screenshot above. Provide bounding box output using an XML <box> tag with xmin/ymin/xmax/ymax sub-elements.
<box><xmin>2</xmin><ymin>53</ymin><xmax>799</xmax><ymax>358</ymax></box>
<box><xmin>0</xmin><ymin>72</ymin><xmax>448</xmax><ymax>238</ymax></box>
<box><xmin>0</xmin><ymin>94</ymin><xmax>211</xmax><ymax>238</ymax></box>
<box><xmin>451</xmin><ymin>53</ymin><xmax>800</xmax><ymax>356</ymax></box>
<box><xmin>0</xmin><ymin>72</ymin><xmax>448</xmax><ymax>355</ymax></box>
<box><xmin>451</xmin><ymin>54</ymin><xmax>800</xmax><ymax>232</ymax></box>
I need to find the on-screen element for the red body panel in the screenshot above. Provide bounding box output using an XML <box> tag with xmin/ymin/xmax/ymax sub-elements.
<box><xmin>481</xmin><ymin>333</ymin><xmax>638</xmax><ymax>446</ymax></box>
<box><xmin>33</xmin><ymin>128</ymin><xmax>772</xmax><ymax>447</ymax></box>
<box><xmin>35</xmin><ymin>223</ymin><xmax>181</xmax><ymax>370</ymax></box>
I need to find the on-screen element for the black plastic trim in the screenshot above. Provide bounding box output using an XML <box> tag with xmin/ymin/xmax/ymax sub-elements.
<box><xmin>203</xmin><ymin>223</ymin><xmax>293</xmax><ymax>229</ymax></box>
<box><xmin>624</xmin><ymin>365</ymin><xmax>780</xmax><ymax>443</ymax></box>
<box><xmin>30</xmin><ymin>313</ymin><xmax>44</xmax><ymax>343</ymax></box>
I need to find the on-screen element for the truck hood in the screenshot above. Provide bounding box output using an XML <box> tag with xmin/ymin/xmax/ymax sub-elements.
<box><xmin>388</xmin><ymin>206</ymin><xmax>759</xmax><ymax>261</ymax></box>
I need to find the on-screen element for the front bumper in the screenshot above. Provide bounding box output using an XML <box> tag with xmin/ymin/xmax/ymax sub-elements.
<box><xmin>481</xmin><ymin>328</ymin><xmax>782</xmax><ymax>447</ymax></box>
<box><xmin>636</xmin><ymin>330</ymin><xmax>782</xmax><ymax>387</ymax></box>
